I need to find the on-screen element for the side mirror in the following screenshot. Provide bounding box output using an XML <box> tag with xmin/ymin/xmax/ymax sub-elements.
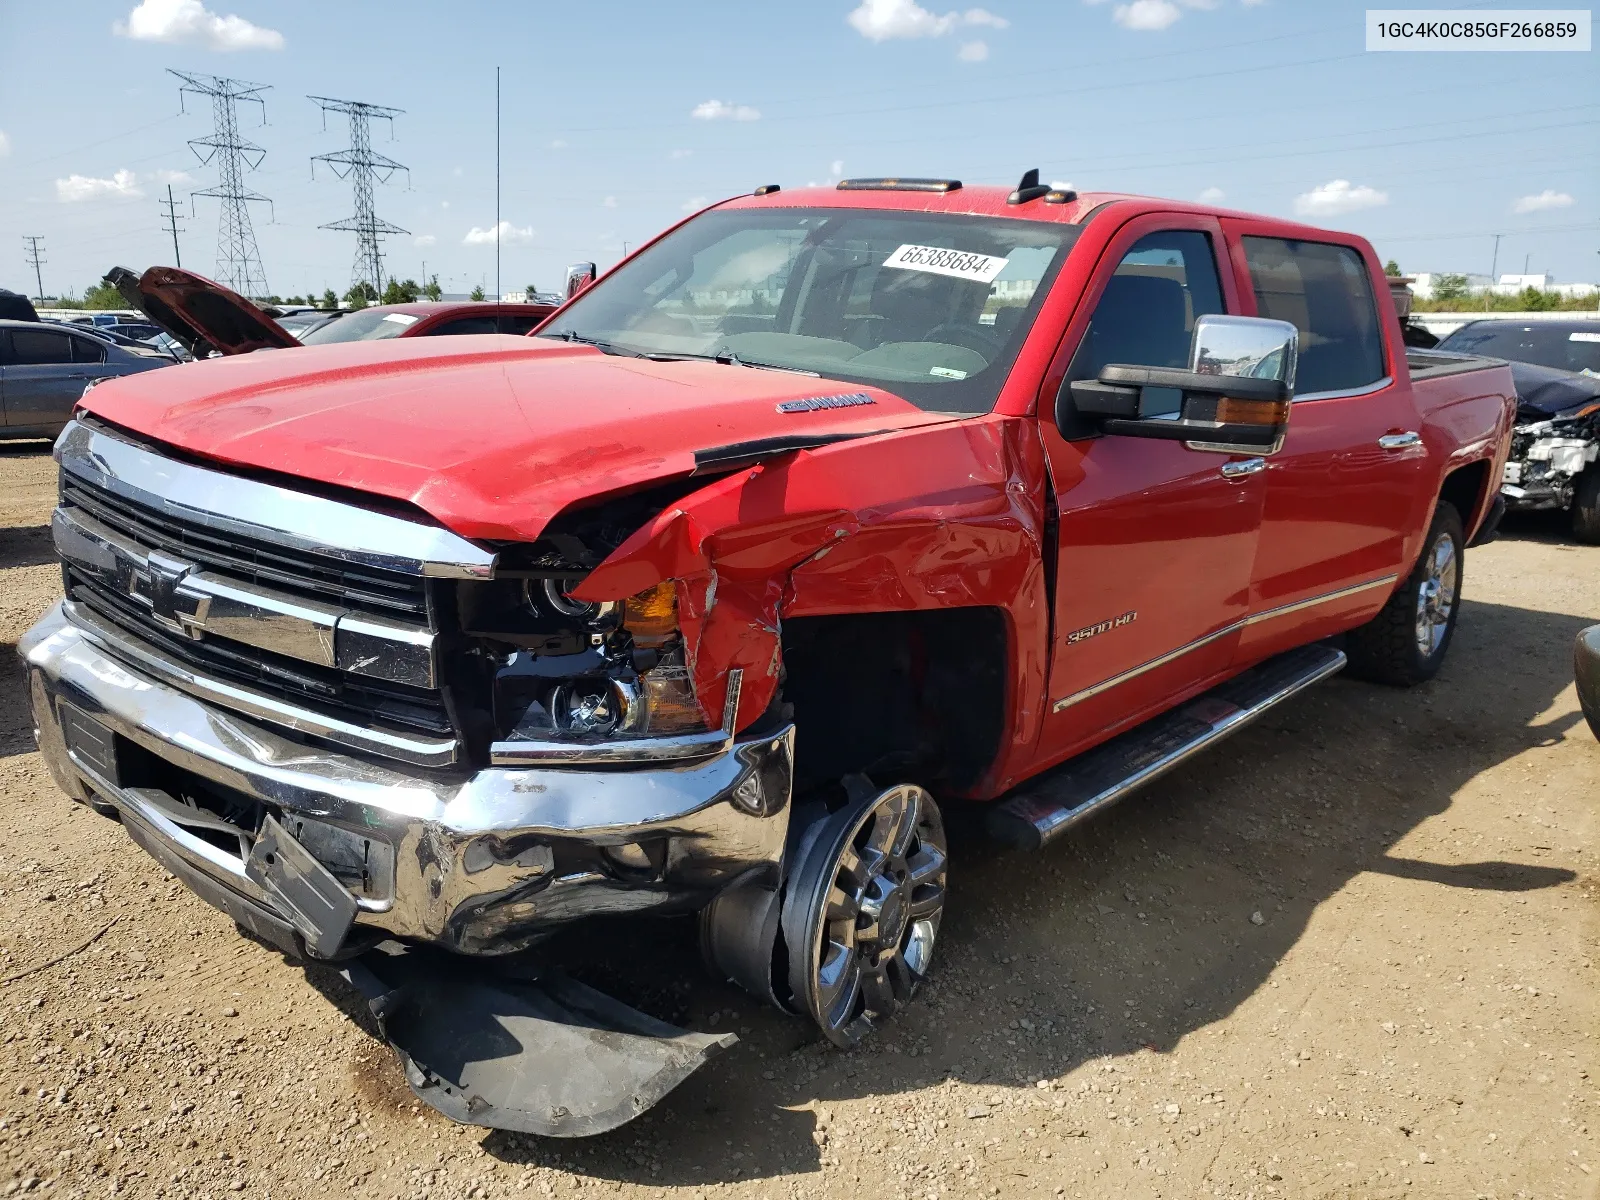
<box><xmin>564</xmin><ymin>262</ymin><xmax>597</xmax><ymax>301</ymax></box>
<box><xmin>1059</xmin><ymin>314</ymin><xmax>1299</xmax><ymax>453</ymax></box>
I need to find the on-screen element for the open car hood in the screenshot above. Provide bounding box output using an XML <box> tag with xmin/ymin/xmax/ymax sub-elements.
<box><xmin>105</xmin><ymin>265</ymin><xmax>300</xmax><ymax>357</ymax></box>
<box><xmin>1510</xmin><ymin>360</ymin><xmax>1600</xmax><ymax>420</ymax></box>
<box><xmin>78</xmin><ymin>334</ymin><xmax>962</xmax><ymax>544</ymax></box>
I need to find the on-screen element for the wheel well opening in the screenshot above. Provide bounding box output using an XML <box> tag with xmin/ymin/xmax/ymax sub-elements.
<box><xmin>779</xmin><ymin>608</ymin><xmax>1007</xmax><ymax>797</ymax></box>
<box><xmin>1439</xmin><ymin>460</ymin><xmax>1489</xmax><ymax>532</ymax></box>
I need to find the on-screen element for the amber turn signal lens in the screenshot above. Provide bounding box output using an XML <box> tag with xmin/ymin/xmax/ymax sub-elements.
<box><xmin>639</xmin><ymin>665</ymin><xmax>706</xmax><ymax>734</ymax></box>
<box><xmin>1214</xmin><ymin>397</ymin><xmax>1289</xmax><ymax>426</ymax></box>
<box><xmin>623</xmin><ymin>581</ymin><xmax>679</xmax><ymax>648</ymax></box>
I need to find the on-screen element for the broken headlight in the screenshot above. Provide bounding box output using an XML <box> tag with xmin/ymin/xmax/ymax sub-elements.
<box><xmin>485</xmin><ymin>580</ymin><xmax>713</xmax><ymax>743</ymax></box>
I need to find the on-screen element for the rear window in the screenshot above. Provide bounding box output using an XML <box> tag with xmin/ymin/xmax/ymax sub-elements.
<box><xmin>1437</xmin><ymin>323</ymin><xmax>1600</xmax><ymax>377</ymax></box>
<box><xmin>300</xmin><ymin>309</ymin><xmax>420</xmax><ymax>345</ymax></box>
<box><xmin>5</xmin><ymin>328</ymin><xmax>75</xmax><ymax>365</ymax></box>
<box><xmin>1242</xmin><ymin>237</ymin><xmax>1386</xmax><ymax>396</ymax></box>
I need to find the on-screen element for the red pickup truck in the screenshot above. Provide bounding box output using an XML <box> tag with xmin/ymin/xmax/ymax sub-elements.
<box><xmin>20</xmin><ymin>174</ymin><xmax>1515</xmax><ymax>1136</ymax></box>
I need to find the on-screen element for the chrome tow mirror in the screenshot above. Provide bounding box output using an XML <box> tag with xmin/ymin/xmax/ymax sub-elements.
<box><xmin>1063</xmin><ymin>314</ymin><xmax>1300</xmax><ymax>454</ymax></box>
<box><xmin>564</xmin><ymin>262</ymin><xmax>597</xmax><ymax>301</ymax></box>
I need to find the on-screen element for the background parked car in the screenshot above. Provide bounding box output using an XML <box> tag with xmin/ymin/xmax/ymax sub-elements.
<box><xmin>0</xmin><ymin>318</ymin><xmax>174</xmax><ymax>440</ymax></box>
<box><xmin>1436</xmin><ymin>319</ymin><xmax>1600</xmax><ymax>541</ymax></box>
<box><xmin>108</xmin><ymin>265</ymin><xmax>560</xmax><ymax>357</ymax></box>
<box><xmin>0</xmin><ymin>288</ymin><xmax>39</xmax><ymax>322</ymax></box>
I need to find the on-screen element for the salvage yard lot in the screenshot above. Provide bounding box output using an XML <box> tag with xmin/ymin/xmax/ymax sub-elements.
<box><xmin>1</xmin><ymin>439</ymin><xmax>1595</xmax><ymax>1200</ymax></box>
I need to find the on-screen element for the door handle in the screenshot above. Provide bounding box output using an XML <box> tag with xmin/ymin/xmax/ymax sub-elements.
<box><xmin>1378</xmin><ymin>431</ymin><xmax>1422</xmax><ymax>450</ymax></box>
<box><xmin>1220</xmin><ymin>457</ymin><xmax>1266</xmax><ymax>480</ymax></box>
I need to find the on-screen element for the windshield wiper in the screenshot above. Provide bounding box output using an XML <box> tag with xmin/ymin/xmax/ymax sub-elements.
<box><xmin>647</xmin><ymin>347</ymin><xmax>821</xmax><ymax>376</ymax></box>
<box><xmin>545</xmin><ymin>331</ymin><xmax>645</xmax><ymax>358</ymax></box>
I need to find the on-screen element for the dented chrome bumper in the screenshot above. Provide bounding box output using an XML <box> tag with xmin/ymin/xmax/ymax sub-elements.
<box><xmin>19</xmin><ymin>601</ymin><xmax>794</xmax><ymax>957</ymax></box>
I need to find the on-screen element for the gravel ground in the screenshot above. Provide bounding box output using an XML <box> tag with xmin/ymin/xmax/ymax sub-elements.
<box><xmin>1</xmin><ymin>439</ymin><xmax>1595</xmax><ymax>1200</ymax></box>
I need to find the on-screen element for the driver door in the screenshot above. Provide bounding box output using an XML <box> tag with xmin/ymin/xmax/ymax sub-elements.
<box><xmin>1035</xmin><ymin>217</ymin><xmax>1268</xmax><ymax>767</ymax></box>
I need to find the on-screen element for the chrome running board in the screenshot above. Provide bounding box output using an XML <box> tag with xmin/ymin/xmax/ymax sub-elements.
<box><xmin>989</xmin><ymin>643</ymin><xmax>1347</xmax><ymax>851</ymax></box>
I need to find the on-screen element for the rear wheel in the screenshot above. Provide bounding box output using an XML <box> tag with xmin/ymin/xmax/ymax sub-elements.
<box><xmin>1346</xmin><ymin>501</ymin><xmax>1464</xmax><ymax>686</ymax></box>
<box><xmin>1571</xmin><ymin>466</ymin><xmax>1600</xmax><ymax>545</ymax></box>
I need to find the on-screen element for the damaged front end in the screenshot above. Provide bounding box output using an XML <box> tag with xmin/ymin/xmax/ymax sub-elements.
<box><xmin>1500</xmin><ymin>362</ymin><xmax>1600</xmax><ymax>531</ymax></box>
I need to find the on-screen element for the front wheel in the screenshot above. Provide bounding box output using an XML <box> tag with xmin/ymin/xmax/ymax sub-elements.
<box><xmin>1346</xmin><ymin>501</ymin><xmax>1465</xmax><ymax>686</ymax></box>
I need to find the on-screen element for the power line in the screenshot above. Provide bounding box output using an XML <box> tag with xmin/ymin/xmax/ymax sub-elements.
<box><xmin>309</xmin><ymin>95</ymin><xmax>409</xmax><ymax>298</ymax></box>
<box><xmin>22</xmin><ymin>236</ymin><xmax>46</xmax><ymax>302</ymax></box>
<box><xmin>159</xmin><ymin>185</ymin><xmax>185</xmax><ymax>268</ymax></box>
<box><xmin>170</xmin><ymin>69</ymin><xmax>273</xmax><ymax>299</ymax></box>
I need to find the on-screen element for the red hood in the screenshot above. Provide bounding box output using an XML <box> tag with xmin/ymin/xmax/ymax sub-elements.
<box><xmin>79</xmin><ymin>335</ymin><xmax>961</xmax><ymax>543</ymax></box>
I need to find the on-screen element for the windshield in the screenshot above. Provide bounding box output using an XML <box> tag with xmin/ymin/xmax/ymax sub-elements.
<box><xmin>540</xmin><ymin>207</ymin><xmax>1079</xmax><ymax>413</ymax></box>
<box><xmin>1438</xmin><ymin>322</ymin><xmax>1600</xmax><ymax>377</ymax></box>
<box><xmin>300</xmin><ymin>308</ymin><xmax>421</xmax><ymax>345</ymax></box>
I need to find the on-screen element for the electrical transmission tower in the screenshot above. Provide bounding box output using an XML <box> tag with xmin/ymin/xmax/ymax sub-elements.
<box><xmin>159</xmin><ymin>186</ymin><xmax>185</xmax><ymax>268</ymax></box>
<box><xmin>22</xmin><ymin>236</ymin><xmax>46</xmax><ymax>301</ymax></box>
<box><xmin>309</xmin><ymin>96</ymin><xmax>409</xmax><ymax>298</ymax></box>
<box><xmin>170</xmin><ymin>69</ymin><xmax>272</xmax><ymax>299</ymax></box>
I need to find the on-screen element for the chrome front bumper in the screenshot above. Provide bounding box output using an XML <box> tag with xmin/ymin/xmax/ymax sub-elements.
<box><xmin>19</xmin><ymin>602</ymin><xmax>794</xmax><ymax>957</ymax></box>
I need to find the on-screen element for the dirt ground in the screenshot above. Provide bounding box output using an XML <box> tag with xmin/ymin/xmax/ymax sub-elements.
<box><xmin>1</xmin><ymin>437</ymin><xmax>1595</xmax><ymax>1200</ymax></box>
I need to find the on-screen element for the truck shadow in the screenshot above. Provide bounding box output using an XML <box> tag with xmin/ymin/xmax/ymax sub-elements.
<box><xmin>352</xmin><ymin>596</ymin><xmax>1590</xmax><ymax>1187</ymax></box>
<box><xmin>0</xmin><ymin>525</ymin><xmax>57</xmax><ymax>570</ymax></box>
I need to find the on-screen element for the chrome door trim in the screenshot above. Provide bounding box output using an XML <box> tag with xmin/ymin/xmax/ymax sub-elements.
<box><xmin>1291</xmin><ymin>376</ymin><xmax>1394</xmax><ymax>404</ymax></box>
<box><xmin>1051</xmin><ymin>574</ymin><xmax>1398</xmax><ymax>712</ymax></box>
<box><xmin>1377</xmin><ymin>431</ymin><xmax>1422</xmax><ymax>450</ymax></box>
<box><xmin>1220</xmin><ymin>457</ymin><xmax>1267</xmax><ymax>480</ymax></box>
<box><xmin>1240</xmin><ymin>574</ymin><xmax>1398</xmax><ymax>627</ymax></box>
<box><xmin>56</xmin><ymin>419</ymin><xmax>498</xmax><ymax>581</ymax></box>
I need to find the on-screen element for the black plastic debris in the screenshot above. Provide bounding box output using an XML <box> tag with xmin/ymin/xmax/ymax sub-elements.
<box><xmin>340</xmin><ymin>944</ymin><xmax>737</xmax><ymax>1137</ymax></box>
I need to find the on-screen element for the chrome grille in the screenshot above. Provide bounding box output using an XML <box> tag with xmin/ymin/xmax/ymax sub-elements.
<box><xmin>51</xmin><ymin>419</ymin><xmax>480</xmax><ymax>767</ymax></box>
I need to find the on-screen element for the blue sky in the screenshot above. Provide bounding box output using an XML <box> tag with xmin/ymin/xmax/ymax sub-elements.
<box><xmin>0</xmin><ymin>0</ymin><xmax>1595</xmax><ymax>300</ymax></box>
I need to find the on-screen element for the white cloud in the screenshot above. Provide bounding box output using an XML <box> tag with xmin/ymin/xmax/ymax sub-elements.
<box><xmin>0</xmin><ymin>130</ymin><xmax>10</xmax><ymax>158</ymax></box>
<box><xmin>1513</xmin><ymin>189</ymin><xmax>1574</xmax><ymax>214</ymax></box>
<box><xmin>958</xmin><ymin>39</ymin><xmax>989</xmax><ymax>60</ymax></box>
<box><xmin>151</xmin><ymin>168</ymin><xmax>193</xmax><ymax>186</ymax></box>
<box><xmin>602</xmin><ymin>195</ymin><xmax>618</xmax><ymax>209</ymax></box>
<box><xmin>56</xmin><ymin>169</ymin><xmax>143</xmax><ymax>203</ymax></box>
<box><xmin>691</xmin><ymin>99</ymin><xmax>761</xmax><ymax>121</ymax></box>
<box><xmin>550</xmin><ymin>139</ymin><xmax>567</xmax><ymax>150</ymax></box>
<box><xmin>1293</xmin><ymin>179</ymin><xmax>1388</xmax><ymax>218</ymax></box>
<box><xmin>440</xmin><ymin>200</ymin><xmax>450</xmax><ymax>209</ymax></box>
<box><xmin>1198</xmin><ymin>186</ymin><xmax>1226</xmax><ymax>204</ymax></box>
<box><xmin>1113</xmin><ymin>0</ymin><xmax>1182</xmax><ymax>30</ymax></box>
<box><xmin>831</xmin><ymin>159</ymin><xmax>845</xmax><ymax>178</ymax></box>
<box><xmin>670</xmin><ymin>148</ymin><xmax>693</xmax><ymax>159</ymax></box>
<box><xmin>681</xmin><ymin>196</ymin><xmax>708</xmax><ymax>213</ymax></box>
<box><xmin>113</xmin><ymin>0</ymin><xmax>283</xmax><ymax>50</ymax></box>
<box><xmin>847</xmin><ymin>0</ymin><xmax>1008</xmax><ymax>40</ymax></box>
<box><xmin>413</xmin><ymin>234</ymin><xmax>437</xmax><ymax>247</ymax></box>
<box><xmin>462</xmin><ymin>221</ymin><xmax>533</xmax><ymax>246</ymax></box>
<box><xmin>1090</xmin><ymin>0</ymin><xmax>1248</xmax><ymax>30</ymax></box>
<box><xmin>1050</xmin><ymin>180</ymin><xmax>1075</xmax><ymax>191</ymax></box>
<box><xmin>452</xmin><ymin>166</ymin><xmax>463</xmax><ymax>178</ymax></box>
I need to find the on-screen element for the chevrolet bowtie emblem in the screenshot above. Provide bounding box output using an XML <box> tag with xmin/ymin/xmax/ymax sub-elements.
<box><xmin>129</xmin><ymin>551</ymin><xmax>200</xmax><ymax>635</ymax></box>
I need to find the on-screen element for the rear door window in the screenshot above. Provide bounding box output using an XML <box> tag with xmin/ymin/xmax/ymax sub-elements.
<box><xmin>1069</xmin><ymin>230</ymin><xmax>1226</xmax><ymax>379</ymax></box>
<box><xmin>7</xmin><ymin>328</ymin><xmax>76</xmax><ymax>365</ymax></box>
<box><xmin>71</xmin><ymin>335</ymin><xmax>106</xmax><ymax>364</ymax></box>
<box><xmin>1242</xmin><ymin>237</ymin><xmax>1386</xmax><ymax>396</ymax></box>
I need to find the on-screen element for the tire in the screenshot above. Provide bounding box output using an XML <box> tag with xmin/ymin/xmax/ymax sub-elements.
<box><xmin>1571</xmin><ymin>466</ymin><xmax>1600</xmax><ymax>545</ymax></box>
<box><xmin>1346</xmin><ymin>501</ymin><xmax>1464</xmax><ymax>687</ymax></box>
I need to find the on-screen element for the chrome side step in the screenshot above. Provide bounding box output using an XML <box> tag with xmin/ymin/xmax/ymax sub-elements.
<box><xmin>989</xmin><ymin>643</ymin><xmax>1346</xmax><ymax>851</ymax></box>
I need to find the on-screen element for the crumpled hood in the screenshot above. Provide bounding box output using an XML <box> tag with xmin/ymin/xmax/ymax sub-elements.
<box><xmin>1510</xmin><ymin>360</ymin><xmax>1600</xmax><ymax>420</ymax></box>
<box><xmin>79</xmin><ymin>334</ymin><xmax>959</xmax><ymax>543</ymax></box>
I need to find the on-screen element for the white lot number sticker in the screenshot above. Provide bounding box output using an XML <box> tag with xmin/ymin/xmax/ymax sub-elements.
<box><xmin>1569</xmin><ymin>331</ymin><xmax>1600</xmax><ymax>343</ymax></box>
<box><xmin>382</xmin><ymin>312</ymin><xmax>420</xmax><ymax>326</ymax></box>
<box><xmin>883</xmin><ymin>243</ymin><xmax>1008</xmax><ymax>284</ymax></box>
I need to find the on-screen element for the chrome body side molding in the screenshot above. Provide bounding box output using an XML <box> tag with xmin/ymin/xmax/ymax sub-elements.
<box><xmin>1052</xmin><ymin>574</ymin><xmax>1396</xmax><ymax>712</ymax></box>
<box><xmin>56</xmin><ymin>418</ymin><xmax>498</xmax><ymax>581</ymax></box>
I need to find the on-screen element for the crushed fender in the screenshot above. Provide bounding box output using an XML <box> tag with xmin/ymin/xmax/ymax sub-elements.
<box><xmin>340</xmin><ymin>943</ymin><xmax>738</xmax><ymax>1137</ymax></box>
